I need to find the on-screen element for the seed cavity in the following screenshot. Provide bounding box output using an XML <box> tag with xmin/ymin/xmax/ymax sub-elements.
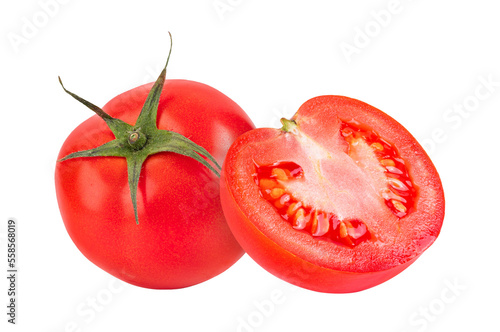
<box><xmin>254</xmin><ymin>161</ymin><xmax>371</xmax><ymax>248</ymax></box>
<box><xmin>340</xmin><ymin>122</ymin><xmax>417</xmax><ymax>218</ymax></box>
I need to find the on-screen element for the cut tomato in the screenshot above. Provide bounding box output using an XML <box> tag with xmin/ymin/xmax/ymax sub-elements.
<box><xmin>221</xmin><ymin>95</ymin><xmax>445</xmax><ymax>293</ymax></box>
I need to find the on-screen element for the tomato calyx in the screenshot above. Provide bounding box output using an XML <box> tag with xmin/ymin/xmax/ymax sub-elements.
<box><xmin>57</xmin><ymin>32</ymin><xmax>221</xmax><ymax>224</ymax></box>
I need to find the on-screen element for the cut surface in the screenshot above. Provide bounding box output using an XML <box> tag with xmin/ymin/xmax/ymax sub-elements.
<box><xmin>341</xmin><ymin>121</ymin><xmax>417</xmax><ymax>218</ymax></box>
<box><xmin>254</xmin><ymin>119</ymin><xmax>418</xmax><ymax>248</ymax></box>
<box><xmin>255</xmin><ymin>161</ymin><xmax>372</xmax><ymax>248</ymax></box>
<box><xmin>221</xmin><ymin>95</ymin><xmax>445</xmax><ymax>282</ymax></box>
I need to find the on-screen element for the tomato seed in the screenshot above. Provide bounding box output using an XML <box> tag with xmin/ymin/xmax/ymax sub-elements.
<box><xmin>342</xmin><ymin>128</ymin><xmax>353</xmax><ymax>137</ymax></box>
<box><xmin>312</xmin><ymin>212</ymin><xmax>330</xmax><ymax>237</ymax></box>
<box><xmin>272</xmin><ymin>168</ymin><xmax>289</xmax><ymax>181</ymax></box>
<box><xmin>371</xmin><ymin>142</ymin><xmax>384</xmax><ymax>151</ymax></box>
<box><xmin>293</xmin><ymin>208</ymin><xmax>308</xmax><ymax>230</ymax></box>
<box><xmin>339</xmin><ymin>222</ymin><xmax>348</xmax><ymax>238</ymax></box>
<box><xmin>386</xmin><ymin>166</ymin><xmax>403</xmax><ymax>175</ymax></box>
<box><xmin>270</xmin><ymin>188</ymin><xmax>285</xmax><ymax>199</ymax></box>
<box><xmin>392</xmin><ymin>200</ymin><xmax>407</xmax><ymax>213</ymax></box>
<box><xmin>259</xmin><ymin>178</ymin><xmax>277</xmax><ymax>190</ymax></box>
<box><xmin>287</xmin><ymin>202</ymin><xmax>302</xmax><ymax>216</ymax></box>
<box><xmin>275</xmin><ymin>194</ymin><xmax>291</xmax><ymax>208</ymax></box>
<box><xmin>388</xmin><ymin>177</ymin><xmax>408</xmax><ymax>191</ymax></box>
<box><xmin>381</xmin><ymin>159</ymin><xmax>396</xmax><ymax>167</ymax></box>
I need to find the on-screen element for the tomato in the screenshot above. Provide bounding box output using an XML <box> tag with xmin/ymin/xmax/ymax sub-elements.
<box><xmin>220</xmin><ymin>95</ymin><xmax>445</xmax><ymax>293</ymax></box>
<box><xmin>55</xmin><ymin>47</ymin><xmax>255</xmax><ymax>289</ymax></box>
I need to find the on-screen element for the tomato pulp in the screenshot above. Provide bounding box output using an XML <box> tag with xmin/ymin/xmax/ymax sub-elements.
<box><xmin>56</xmin><ymin>79</ymin><xmax>254</xmax><ymax>289</ymax></box>
<box><xmin>221</xmin><ymin>95</ymin><xmax>445</xmax><ymax>293</ymax></box>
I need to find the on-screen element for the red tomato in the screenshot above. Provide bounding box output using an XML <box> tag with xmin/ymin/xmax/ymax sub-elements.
<box><xmin>221</xmin><ymin>95</ymin><xmax>445</xmax><ymax>293</ymax></box>
<box><xmin>56</xmin><ymin>79</ymin><xmax>254</xmax><ymax>289</ymax></box>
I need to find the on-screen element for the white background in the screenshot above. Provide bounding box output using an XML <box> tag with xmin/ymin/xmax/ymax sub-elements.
<box><xmin>1</xmin><ymin>0</ymin><xmax>499</xmax><ymax>331</ymax></box>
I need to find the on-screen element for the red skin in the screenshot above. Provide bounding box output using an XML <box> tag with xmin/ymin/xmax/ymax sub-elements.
<box><xmin>55</xmin><ymin>80</ymin><xmax>254</xmax><ymax>289</ymax></box>
<box><xmin>220</xmin><ymin>95</ymin><xmax>445</xmax><ymax>293</ymax></box>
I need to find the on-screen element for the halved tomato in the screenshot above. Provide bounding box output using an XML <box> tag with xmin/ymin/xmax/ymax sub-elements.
<box><xmin>220</xmin><ymin>95</ymin><xmax>445</xmax><ymax>293</ymax></box>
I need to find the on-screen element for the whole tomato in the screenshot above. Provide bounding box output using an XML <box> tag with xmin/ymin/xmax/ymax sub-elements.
<box><xmin>221</xmin><ymin>95</ymin><xmax>445</xmax><ymax>293</ymax></box>
<box><xmin>55</xmin><ymin>38</ymin><xmax>254</xmax><ymax>289</ymax></box>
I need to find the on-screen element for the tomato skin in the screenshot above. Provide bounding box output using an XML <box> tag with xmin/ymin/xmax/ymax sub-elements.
<box><xmin>220</xmin><ymin>95</ymin><xmax>445</xmax><ymax>293</ymax></box>
<box><xmin>220</xmin><ymin>184</ymin><xmax>416</xmax><ymax>293</ymax></box>
<box><xmin>55</xmin><ymin>79</ymin><xmax>254</xmax><ymax>289</ymax></box>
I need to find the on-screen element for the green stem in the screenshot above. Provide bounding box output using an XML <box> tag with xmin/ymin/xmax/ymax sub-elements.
<box><xmin>58</xmin><ymin>32</ymin><xmax>220</xmax><ymax>224</ymax></box>
<box><xmin>280</xmin><ymin>118</ymin><xmax>298</xmax><ymax>132</ymax></box>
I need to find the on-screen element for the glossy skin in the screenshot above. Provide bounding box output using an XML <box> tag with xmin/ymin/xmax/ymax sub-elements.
<box><xmin>56</xmin><ymin>79</ymin><xmax>254</xmax><ymax>289</ymax></box>
<box><xmin>221</xmin><ymin>95</ymin><xmax>445</xmax><ymax>293</ymax></box>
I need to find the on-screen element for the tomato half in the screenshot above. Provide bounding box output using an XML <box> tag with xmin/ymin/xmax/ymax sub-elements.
<box><xmin>56</xmin><ymin>79</ymin><xmax>254</xmax><ymax>289</ymax></box>
<box><xmin>220</xmin><ymin>95</ymin><xmax>445</xmax><ymax>293</ymax></box>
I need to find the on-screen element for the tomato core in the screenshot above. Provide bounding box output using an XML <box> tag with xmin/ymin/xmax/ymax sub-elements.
<box><xmin>254</xmin><ymin>120</ymin><xmax>418</xmax><ymax>248</ymax></box>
